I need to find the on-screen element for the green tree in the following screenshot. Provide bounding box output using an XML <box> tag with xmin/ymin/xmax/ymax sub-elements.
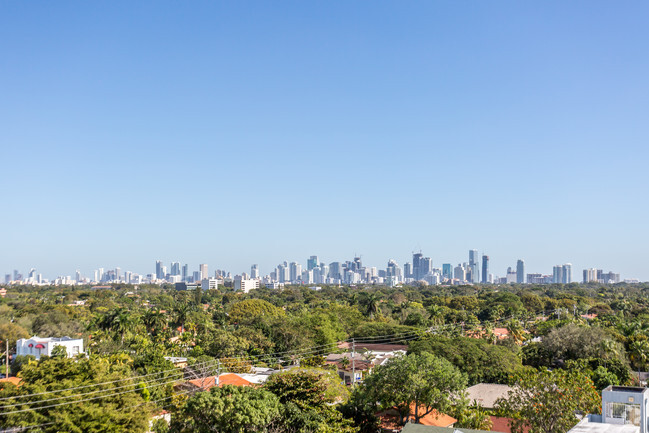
<box><xmin>228</xmin><ymin>299</ymin><xmax>285</xmax><ymax>325</ymax></box>
<box><xmin>0</xmin><ymin>354</ymin><xmax>149</xmax><ymax>432</ymax></box>
<box><xmin>169</xmin><ymin>385</ymin><xmax>281</xmax><ymax>433</ymax></box>
<box><xmin>264</xmin><ymin>369</ymin><xmax>355</xmax><ymax>432</ymax></box>
<box><xmin>360</xmin><ymin>352</ymin><xmax>467</xmax><ymax>425</ymax></box>
<box><xmin>0</xmin><ymin>322</ymin><xmax>29</xmax><ymax>350</ymax></box>
<box><xmin>496</xmin><ymin>369</ymin><xmax>600</xmax><ymax>433</ymax></box>
<box><xmin>409</xmin><ymin>336</ymin><xmax>522</xmax><ymax>385</ymax></box>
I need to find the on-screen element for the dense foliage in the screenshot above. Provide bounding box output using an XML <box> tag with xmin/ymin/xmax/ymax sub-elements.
<box><xmin>0</xmin><ymin>281</ymin><xmax>647</xmax><ymax>431</ymax></box>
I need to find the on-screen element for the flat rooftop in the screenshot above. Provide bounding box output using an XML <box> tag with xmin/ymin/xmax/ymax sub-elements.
<box><xmin>608</xmin><ymin>386</ymin><xmax>646</xmax><ymax>394</ymax></box>
<box><xmin>569</xmin><ymin>417</ymin><xmax>639</xmax><ymax>433</ymax></box>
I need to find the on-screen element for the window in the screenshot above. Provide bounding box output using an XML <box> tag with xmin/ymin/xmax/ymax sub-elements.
<box><xmin>606</xmin><ymin>402</ymin><xmax>641</xmax><ymax>425</ymax></box>
<box><xmin>72</xmin><ymin>346</ymin><xmax>79</xmax><ymax>355</ymax></box>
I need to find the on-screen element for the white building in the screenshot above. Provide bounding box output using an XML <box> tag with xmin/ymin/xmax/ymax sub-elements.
<box><xmin>17</xmin><ymin>336</ymin><xmax>84</xmax><ymax>360</ymax></box>
<box><xmin>201</xmin><ymin>278</ymin><xmax>219</xmax><ymax>290</ymax></box>
<box><xmin>234</xmin><ymin>276</ymin><xmax>259</xmax><ymax>293</ymax></box>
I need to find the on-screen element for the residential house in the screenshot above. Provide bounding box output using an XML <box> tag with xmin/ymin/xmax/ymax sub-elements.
<box><xmin>377</xmin><ymin>404</ymin><xmax>456</xmax><ymax>432</ymax></box>
<box><xmin>568</xmin><ymin>386</ymin><xmax>649</xmax><ymax>433</ymax></box>
<box><xmin>16</xmin><ymin>336</ymin><xmax>84</xmax><ymax>360</ymax></box>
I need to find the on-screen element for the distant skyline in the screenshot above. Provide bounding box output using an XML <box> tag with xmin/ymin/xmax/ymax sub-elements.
<box><xmin>2</xmin><ymin>2</ymin><xmax>648</xmax><ymax>280</ymax></box>
<box><xmin>0</xmin><ymin>250</ymin><xmax>635</xmax><ymax>283</ymax></box>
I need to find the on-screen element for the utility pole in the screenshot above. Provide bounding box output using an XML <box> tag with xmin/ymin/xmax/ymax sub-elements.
<box><xmin>351</xmin><ymin>339</ymin><xmax>356</xmax><ymax>386</ymax></box>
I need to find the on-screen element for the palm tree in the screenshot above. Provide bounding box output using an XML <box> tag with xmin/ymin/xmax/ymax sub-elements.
<box><xmin>361</xmin><ymin>293</ymin><xmax>381</xmax><ymax>319</ymax></box>
<box><xmin>505</xmin><ymin>319</ymin><xmax>526</xmax><ymax>345</ymax></box>
<box><xmin>174</xmin><ymin>304</ymin><xmax>191</xmax><ymax>334</ymax></box>
<box><xmin>483</xmin><ymin>322</ymin><xmax>497</xmax><ymax>345</ymax></box>
<box><xmin>143</xmin><ymin>309</ymin><xmax>167</xmax><ymax>336</ymax></box>
<box><xmin>630</xmin><ymin>340</ymin><xmax>649</xmax><ymax>376</ymax></box>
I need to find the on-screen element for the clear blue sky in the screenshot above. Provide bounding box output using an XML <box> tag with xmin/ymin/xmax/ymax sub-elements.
<box><xmin>2</xmin><ymin>1</ymin><xmax>648</xmax><ymax>281</ymax></box>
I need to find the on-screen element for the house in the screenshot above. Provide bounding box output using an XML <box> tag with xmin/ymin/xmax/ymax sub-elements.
<box><xmin>568</xmin><ymin>386</ymin><xmax>649</xmax><ymax>433</ymax></box>
<box><xmin>377</xmin><ymin>405</ymin><xmax>457</xmax><ymax>432</ymax></box>
<box><xmin>16</xmin><ymin>336</ymin><xmax>84</xmax><ymax>360</ymax></box>
<box><xmin>465</xmin><ymin>383</ymin><xmax>512</xmax><ymax>409</ymax></box>
<box><xmin>164</xmin><ymin>356</ymin><xmax>188</xmax><ymax>368</ymax></box>
<box><xmin>328</xmin><ymin>342</ymin><xmax>407</xmax><ymax>384</ymax></box>
<box><xmin>0</xmin><ymin>377</ymin><xmax>22</xmax><ymax>387</ymax></box>
<box><xmin>401</xmin><ymin>425</ymin><xmax>490</xmax><ymax>433</ymax></box>
<box><xmin>465</xmin><ymin>383</ymin><xmax>521</xmax><ymax>433</ymax></box>
<box><xmin>177</xmin><ymin>372</ymin><xmax>272</xmax><ymax>393</ymax></box>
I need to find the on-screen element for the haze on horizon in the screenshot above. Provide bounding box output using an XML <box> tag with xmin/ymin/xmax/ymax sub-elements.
<box><xmin>1</xmin><ymin>1</ymin><xmax>648</xmax><ymax>281</ymax></box>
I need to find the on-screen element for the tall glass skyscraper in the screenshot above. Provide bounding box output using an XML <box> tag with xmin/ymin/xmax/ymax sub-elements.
<box><xmin>469</xmin><ymin>250</ymin><xmax>479</xmax><ymax>283</ymax></box>
<box><xmin>516</xmin><ymin>259</ymin><xmax>525</xmax><ymax>284</ymax></box>
<box><xmin>481</xmin><ymin>255</ymin><xmax>489</xmax><ymax>283</ymax></box>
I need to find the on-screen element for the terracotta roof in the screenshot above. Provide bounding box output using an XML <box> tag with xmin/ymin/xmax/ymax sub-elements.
<box><xmin>0</xmin><ymin>377</ymin><xmax>22</xmax><ymax>387</ymax></box>
<box><xmin>377</xmin><ymin>405</ymin><xmax>457</xmax><ymax>431</ymax></box>
<box><xmin>187</xmin><ymin>373</ymin><xmax>252</xmax><ymax>390</ymax></box>
<box><xmin>490</xmin><ymin>415</ymin><xmax>529</xmax><ymax>433</ymax></box>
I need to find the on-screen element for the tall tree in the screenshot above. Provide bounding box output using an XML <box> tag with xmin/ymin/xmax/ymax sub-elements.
<box><xmin>360</xmin><ymin>352</ymin><xmax>467</xmax><ymax>425</ymax></box>
<box><xmin>169</xmin><ymin>385</ymin><xmax>281</xmax><ymax>433</ymax></box>
<box><xmin>496</xmin><ymin>369</ymin><xmax>600</xmax><ymax>433</ymax></box>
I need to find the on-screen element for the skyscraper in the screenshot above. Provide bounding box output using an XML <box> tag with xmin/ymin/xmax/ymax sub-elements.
<box><xmin>562</xmin><ymin>263</ymin><xmax>572</xmax><ymax>284</ymax></box>
<box><xmin>328</xmin><ymin>262</ymin><xmax>342</xmax><ymax>281</ymax></box>
<box><xmin>251</xmin><ymin>264</ymin><xmax>259</xmax><ymax>279</ymax></box>
<box><xmin>552</xmin><ymin>265</ymin><xmax>563</xmax><ymax>284</ymax></box>
<box><xmin>170</xmin><ymin>262</ymin><xmax>180</xmax><ymax>276</ymax></box>
<box><xmin>469</xmin><ymin>250</ymin><xmax>479</xmax><ymax>284</ymax></box>
<box><xmin>516</xmin><ymin>260</ymin><xmax>525</xmax><ymax>284</ymax></box>
<box><xmin>412</xmin><ymin>253</ymin><xmax>423</xmax><ymax>280</ymax></box>
<box><xmin>403</xmin><ymin>262</ymin><xmax>412</xmax><ymax>280</ymax></box>
<box><xmin>289</xmin><ymin>262</ymin><xmax>302</xmax><ymax>283</ymax></box>
<box><xmin>307</xmin><ymin>256</ymin><xmax>319</xmax><ymax>271</ymax></box>
<box><xmin>481</xmin><ymin>255</ymin><xmax>489</xmax><ymax>283</ymax></box>
<box><xmin>182</xmin><ymin>264</ymin><xmax>188</xmax><ymax>282</ymax></box>
<box><xmin>442</xmin><ymin>263</ymin><xmax>452</xmax><ymax>281</ymax></box>
<box><xmin>155</xmin><ymin>261</ymin><xmax>163</xmax><ymax>280</ymax></box>
<box><xmin>199</xmin><ymin>264</ymin><xmax>208</xmax><ymax>280</ymax></box>
<box><xmin>420</xmin><ymin>257</ymin><xmax>432</xmax><ymax>279</ymax></box>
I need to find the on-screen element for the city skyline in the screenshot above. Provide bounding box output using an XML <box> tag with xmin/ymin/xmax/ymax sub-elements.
<box><xmin>2</xmin><ymin>249</ymin><xmax>634</xmax><ymax>285</ymax></box>
<box><xmin>2</xmin><ymin>2</ymin><xmax>648</xmax><ymax>281</ymax></box>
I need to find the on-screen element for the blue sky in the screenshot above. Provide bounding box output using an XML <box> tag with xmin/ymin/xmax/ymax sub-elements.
<box><xmin>1</xmin><ymin>1</ymin><xmax>648</xmax><ymax>280</ymax></box>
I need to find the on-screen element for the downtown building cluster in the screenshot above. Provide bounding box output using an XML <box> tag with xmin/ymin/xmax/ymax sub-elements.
<box><xmin>3</xmin><ymin>251</ymin><xmax>633</xmax><ymax>287</ymax></box>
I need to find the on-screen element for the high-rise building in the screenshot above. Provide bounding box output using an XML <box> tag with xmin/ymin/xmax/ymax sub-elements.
<box><xmin>454</xmin><ymin>264</ymin><xmax>466</xmax><ymax>281</ymax></box>
<box><xmin>170</xmin><ymin>262</ymin><xmax>180</xmax><ymax>276</ymax></box>
<box><xmin>562</xmin><ymin>263</ymin><xmax>572</xmax><ymax>284</ymax></box>
<box><xmin>307</xmin><ymin>256</ymin><xmax>319</xmax><ymax>271</ymax></box>
<box><xmin>277</xmin><ymin>263</ymin><xmax>288</xmax><ymax>283</ymax></box>
<box><xmin>199</xmin><ymin>264</ymin><xmax>208</xmax><ymax>281</ymax></box>
<box><xmin>552</xmin><ymin>265</ymin><xmax>563</xmax><ymax>284</ymax></box>
<box><xmin>155</xmin><ymin>261</ymin><xmax>163</xmax><ymax>280</ymax></box>
<box><xmin>583</xmin><ymin>268</ymin><xmax>598</xmax><ymax>283</ymax></box>
<box><xmin>75</xmin><ymin>270</ymin><xmax>81</xmax><ymax>283</ymax></box>
<box><xmin>481</xmin><ymin>255</ymin><xmax>489</xmax><ymax>283</ymax></box>
<box><xmin>516</xmin><ymin>260</ymin><xmax>525</xmax><ymax>284</ymax></box>
<box><xmin>328</xmin><ymin>262</ymin><xmax>342</xmax><ymax>281</ymax></box>
<box><xmin>420</xmin><ymin>257</ymin><xmax>432</xmax><ymax>279</ymax></box>
<box><xmin>442</xmin><ymin>264</ymin><xmax>452</xmax><ymax>281</ymax></box>
<box><xmin>251</xmin><ymin>264</ymin><xmax>259</xmax><ymax>279</ymax></box>
<box><xmin>469</xmin><ymin>250</ymin><xmax>479</xmax><ymax>284</ymax></box>
<box><xmin>403</xmin><ymin>262</ymin><xmax>412</xmax><ymax>280</ymax></box>
<box><xmin>289</xmin><ymin>262</ymin><xmax>302</xmax><ymax>283</ymax></box>
<box><xmin>182</xmin><ymin>264</ymin><xmax>188</xmax><ymax>282</ymax></box>
<box><xmin>386</xmin><ymin>260</ymin><xmax>401</xmax><ymax>283</ymax></box>
<box><xmin>412</xmin><ymin>253</ymin><xmax>423</xmax><ymax>280</ymax></box>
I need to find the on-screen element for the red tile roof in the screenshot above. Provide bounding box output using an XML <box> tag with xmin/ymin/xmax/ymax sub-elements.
<box><xmin>187</xmin><ymin>373</ymin><xmax>252</xmax><ymax>390</ymax></box>
<box><xmin>0</xmin><ymin>377</ymin><xmax>22</xmax><ymax>387</ymax></box>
